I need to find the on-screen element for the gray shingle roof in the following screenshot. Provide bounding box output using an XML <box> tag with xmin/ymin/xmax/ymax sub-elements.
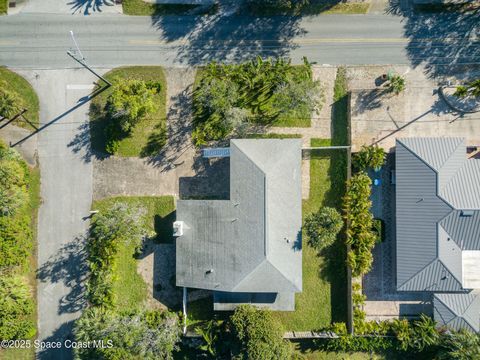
<box><xmin>396</xmin><ymin>138</ymin><xmax>480</xmax><ymax>292</ymax></box>
<box><xmin>434</xmin><ymin>292</ymin><xmax>480</xmax><ymax>332</ymax></box>
<box><xmin>176</xmin><ymin>139</ymin><xmax>302</xmax><ymax>297</ymax></box>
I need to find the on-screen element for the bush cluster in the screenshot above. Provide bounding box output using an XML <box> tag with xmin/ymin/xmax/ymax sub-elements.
<box><xmin>343</xmin><ymin>172</ymin><xmax>377</xmax><ymax>277</ymax></box>
<box><xmin>87</xmin><ymin>202</ymin><xmax>146</xmax><ymax>307</ymax></box>
<box><xmin>0</xmin><ymin>141</ymin><xmax>35</xmax><ymax>340</ymax></box>
<box><xmin>352</xmin><ymin>145</ymin><xmax>385</xmax><ymax>173</ymax></box>
<box><xmin>103</xmin><ymin>78</ymin><xmax>160</xmax><ymax>154</ymax></box>
<box><xmin>304</xmin><ymin>207</ymin><xmax>343</xmax><ymax>251</ymax></box>
<box><xmin>192</xmin><ymin>57</ymin><xmax>323</xmax><ymax>145</ymax></box>
<box><xmin>0</xmin><ymin>80</ymin><xmax>24</xmax><ymax>119</ymax></box>
<box><xmin>73</xmin><ymin>307</ymin><xmax>181</xmax><ymax>360</ymax></box>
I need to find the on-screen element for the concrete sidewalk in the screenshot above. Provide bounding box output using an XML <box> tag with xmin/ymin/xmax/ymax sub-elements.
<box><xmin>18</xmin><ymin>0</ymin><xmax>122</xmax><ymax>15</ymax></box>
<box><xmin>16</xmin><ymin>68</ymin><xmax>100</xmax><ymax>360</ymax></box>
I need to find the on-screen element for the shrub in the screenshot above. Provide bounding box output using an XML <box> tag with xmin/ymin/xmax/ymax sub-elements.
<box><xmin>304</xmin><ymin>207</ymin><xmax>343</xmax><ymax>250</ymax></box>
<box><xmin>437</xmin><ymin>330</ymin><xmax>480</xmax><ymax>360</ymax></box>
<box><xmin>0</xmin><ymin>82</ymin><xmax>24</xmax><ymax>119</ymax></box>
<box><xmin>0</xmin><ymin>215</ymin><xmax>32</xmax><ymax>270</ymax></box>
<box><xmin>229</xmin><ymin>305</ymin><xmax>291</xmax><ymax>360</ymax></box>
<box><xmin>0</xmin><ymin>145</ymin><xmax>29</xmax><ymax>217</ymax></box>
<box><xmin>0</xmin><ymin>275</ymin><xmax>36</xmax><ymax>340</ymax></box>
<box><xmin>74</xmin><ymin>307</ymin><xmax>181</xmax><ymax>360</ymax></box>
<box><xmin>386</xmin><ymin>74</ymin><xmax>406</xmax><ymax>95</ymax></box>
<box><xmin>87</xmin><ymin>202</ymin><xmax>146</xmax><ymax>307</ymax></box>
<box><xmin>453</xmin><ymin>79</ymin><xmax>480</xmax><ymax>98</ymax></box>
<box><xmin>352</xmin><ymin>145</ymin><xmax>385</xmax><ymax>172</ymax></box>
<box><xmin>372</xmin><ymin>218</ymin><xmax>384</xmax><ymax>243</ymax></box>
<box><xmin>106</xmin><ymin>78</ymin><xmax>158</xmax><ymax>133</ymax></box>
<box><xmin>343</xmin><ymin>172</ymin><xmax>376</xmax><ymax>276</ymax></box>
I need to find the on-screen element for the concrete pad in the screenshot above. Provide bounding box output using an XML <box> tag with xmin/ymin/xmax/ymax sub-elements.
<box><xmin>19</xmin><ymin>0</ymin><xmax>123</xmax><ymax>15</ymax></box>
<box><xmin>348</xmin><ymin>65</ymin><xmax>480</xmax><ymax>151</ymax></box>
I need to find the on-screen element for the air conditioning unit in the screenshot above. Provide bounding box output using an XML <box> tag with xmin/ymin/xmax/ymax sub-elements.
<box><xmin>173</xmin><ymin>221</ymin><xmax>184</xmax><ymax>237</ymax></box>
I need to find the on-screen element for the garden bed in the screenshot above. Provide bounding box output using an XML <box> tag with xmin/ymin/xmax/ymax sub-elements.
<box><xmin>1</xmin><ymin>155</ymin><xmax>41</xmax><ymax>360</ymax></box>
<box><xmin>192</xmin><ymin>60</ymin><xmax>323</xmax><ymax>145</ymax></box>
<box><xmin>89</xmin><ymin>66</ymin><xmax>167</xmax><ymax>157</ymax></box>
<box><xmin>0</xmin><ymin>67</ymin><xmax>40</xmax><ymax>130</ymax></box>
<box><xmin>92</xmin><ymin>196</ymin><xmax>175</xmax><ymax>311</ymax></box>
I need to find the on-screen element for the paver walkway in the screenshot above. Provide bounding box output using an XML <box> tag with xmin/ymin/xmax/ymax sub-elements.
<box><xmin>18</xmin><ymin>69</ymin><xmax>98</xmax><ymax>360</ymax></box>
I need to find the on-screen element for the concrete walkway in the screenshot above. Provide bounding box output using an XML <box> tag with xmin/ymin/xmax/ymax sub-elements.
<box><xmin>18</xmin><ymin>0</ymin><xmax>122</xmax><ymax>15</ymax></box>
<box><xmin>18</xmin><ymin>68</ymin><xmax>98</xmax><ymax>360</ymax></box>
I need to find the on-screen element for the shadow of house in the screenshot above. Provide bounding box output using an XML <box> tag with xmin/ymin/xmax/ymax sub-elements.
<box><xmin>179</xmin><ymin>156</ymin><xmax>230</xmax><ymax>199</ymax></box>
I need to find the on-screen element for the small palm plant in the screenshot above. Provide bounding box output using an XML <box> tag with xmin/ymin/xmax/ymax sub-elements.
<box><xmin>454</xmin><ymin>79</ymin><xmax>480</xmax><ymax>98</ymax></box>
<box><xmin>386</xmin><ymin>74</ymin><xmax>406</xmax><ymax>95</ymax></box>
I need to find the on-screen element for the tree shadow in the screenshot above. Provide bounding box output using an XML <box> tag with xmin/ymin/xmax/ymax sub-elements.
<box><xmin>36</xmin><ymin>236</ymin><xmax>88</xmax><ymax>316</ymax></box>
<box><xmin>387</xmin><ymin>1</ymin><xmax>480</xmax><ymax>78</ymax></box>
<box><xmin>67</xmin><ymin>0</ymin><xmax>115</xmax><ymax>15</ymax></box>
<box><xmin>145</xmin><ymin>84</ymin><xmax>193</xmax><ymax>168</ymax></box>
<box><xmin>37</xmin><ymin>321</ymin><xmax>75</xmax><ymax>360</ymax></box>
<box><xmin>152</xmin><ymin>10</ymin><xmax>306</xmax><ymax>66</ymax></box>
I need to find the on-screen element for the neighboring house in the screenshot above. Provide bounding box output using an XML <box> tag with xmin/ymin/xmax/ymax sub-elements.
<box><xmin>175</xmin><ymin>139</ymin><xmax>302</xmax><ymax>311</ymax></box>
<box><xmin>396</xmin><ymin>137</ymin><xmax>480</xmax><ymax>332</ymax></box>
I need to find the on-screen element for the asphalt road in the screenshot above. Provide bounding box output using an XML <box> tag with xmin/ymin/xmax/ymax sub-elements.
<box><xmin>0</xmin><ymin>12</ymin><xmax>478</xmax><ymax>69</ymax></box>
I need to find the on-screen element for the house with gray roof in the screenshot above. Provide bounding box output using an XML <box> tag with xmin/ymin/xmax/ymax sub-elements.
<box><xmin>175</xmin><ymin>139</ymin><xmax>302</xmax><ymax>311</ymax></box>
<box><xmin>396</xmin><ymin>137</ymin><xmax>480</xmax><ymax>331</ymax></box>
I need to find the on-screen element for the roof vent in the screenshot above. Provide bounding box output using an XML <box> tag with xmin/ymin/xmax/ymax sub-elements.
<box><xmin>173</xmin><ymin>221</ymin><xmax>184</xmax><ymax>237</ymax></box>
<box><xmin>461</xmin><ymin>210</ymin><xmax>474</xmax><ymax>217</ymax></box>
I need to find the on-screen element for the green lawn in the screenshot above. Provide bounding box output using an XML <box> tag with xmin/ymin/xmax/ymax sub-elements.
<box><xmin>0</xmin><ymin>0</ymin><xmax>6</xmax><ymax>14</ymax></box>
<box><xmin>90</xmin><ymin>66</ymin><xmax>167</xmax><ymax>157</ymax></box>
<box><xmin>122</xmin><ymin>1</ymin><xmax>216</xmax><ymax>16</ymax></box>
<box><xmin>246</xmin><ymin>133</ymin><xmax>302</xmax><ymax>139</ymax></box>
<box><xmin>246</xmin><ymin>0</ymin><xmax>369</xmax><ymax>15</ymax></box>
<box><xmin>0</xmin><ymin>67</ymin><xmax>40</xmax><ymax>130</ymax></box>
<box><xmin>2</xmin><ymin>167</ymin><xmax>41</xmax><ymax>360</ymax></box>
<box><xmin>92</xmin><ymin>196</ymin><xmax>175</xmax><ymax>310</ymax></box>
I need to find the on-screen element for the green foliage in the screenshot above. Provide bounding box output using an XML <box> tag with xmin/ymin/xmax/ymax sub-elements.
<box><xmin>304</xmin><ymin>207</ymin><xmax>343</xmax><ymax>250</ymax></box>
<box><xmin>352</xmin><ymin>145</ymin><xmax>385</xmax><ymax>172</ymax></box>
<box><xmin>343</xmin><ymin>172</ymin><xmax>376</xmax><ymax>276</ymax></box>
<box><xmin>87</xmin><ymin>202</ymin><xmax>146</xmax><ymax>307</ymax></box>
<box><xmin>196</xmin><ymin>320</ymin><xmax>222</xmax><ymax>357</ymax></box>
<box><xmin>193</xmin><ymin>57</ymin><xmax>322</xmax><ymax>145</ymax></box>
<box><xmin>437</xmin><ymin>330</ymin><xmax>480</xmax><ymax>360</ymax></box>
<box><xmin>386</xmin><ymin>74</ymin><xmax>406</xmax><ymax>95</ymax></box>
<box><xmin>103</xmin><ymin>78</ymin><xmax>159</xmax><ymax>154</ymax></box>
<box><xmin>0</xmin><ymin>143</ymin><xmax>29</xmax><ymax>217</ymax></box>
<box><xmin>0</xmin><ymin>81</ymin><xmax>24</xmax><ymax>119</ymax></box>
<box><xmin>372</xmin><ymin>218</ymin><xmax>384</xmax><ymax>243</ymax></box>
<box><xmin>453</xmin><ymin>79</ymin><xmax>480</xmax><ymax>98</ymax></box>
<box><xmin>230</xmin><ymin>305</ymin><xmax>292</xmax><ymax>360</ymax></box>
<box><xmin>0</xmin><ymin>275</ymin><xmax>36</xmax><ymax>340</ymax></box>
<box><xmin>246</xmin><ymin>0</ymin><xmax>309</xmax><ymax>12</ymax></box>
<box><xmin>73</xmin><ymin>307</ymin><xmax>181</xmax><ymax>360</ymax></box>
<box><xmin>0</xmin><ymin>216</ymin><xmax>32</xmax><ymax>270</ymax></box>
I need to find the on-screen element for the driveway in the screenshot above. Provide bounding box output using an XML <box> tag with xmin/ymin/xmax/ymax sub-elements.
<box><xmin>16</xmin><ymin>68</ymin><xmax>101</xmax><ymax>359</ymax></box>
<box><xmin>349</xmin><ymin>65</ymin><xmax>480</xmax><ymax>151</ymax></box>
